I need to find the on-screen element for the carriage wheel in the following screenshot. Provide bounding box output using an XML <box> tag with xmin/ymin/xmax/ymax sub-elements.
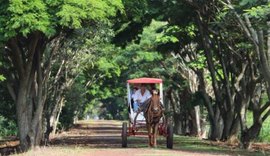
<box><xmin>122</xmin><ymin>122</ymin><xmax>127</xmax><ymax>147</ymax></box>
<box><xmin>166</xmin><ymin>123</ymin><xmax>173</xmax><ymax>149</ymax></box>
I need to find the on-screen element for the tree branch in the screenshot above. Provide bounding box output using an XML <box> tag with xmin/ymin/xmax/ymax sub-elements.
<box><xmin>6</xmin><ymin>82</ymin><xmax>16</xmax><ymax>101</ymax></box>
<box><xmin>262</xmin><ymin>108</ymin><xmax>270</xmax><ymax>122</ymax></box>
<box><xmin>183</xmin><ymin>0</ymin><xmax>200</xmax><ymax>9</ymax></box>
<box><xmin>8</xmin><ymin>38</ymin><xmax>25</xmax><ymax>79</ymax></box>
<box><xmin>260</xmin><ymin>101</ymin><xmax>270</xmax><ymax>114</ymax></box>
<box><xmin>258</xmin><ymin>30</ymin><xmax>270</xmax><ymax>86</ymax></box>
<box><xmin>267</xmin><ymin>21</ymin><xmax>270</xmax><ymax>64</ymax></box>
<box><xmin>234</xmin><ymin>62</ymin><xmax>248</xmax><ymax>92</ymax></box>
<box><xmin>219</xmin><ymin>0</ymin><xmax>258</xmax><ymax>46</ymax></box>
<box><xmin>26</xmin><ymin>32</ymin><xmax>40</xmax><ymax>80</ymax></box>
<box><xmin>43</xmin><ymin>34</ymin><xmax>64</xmax><ymax>83</ymax></box>
<box><xmin>31</xmin><ymin>44</ymin><xmax>44</xmax><ymax>132</ymax></box>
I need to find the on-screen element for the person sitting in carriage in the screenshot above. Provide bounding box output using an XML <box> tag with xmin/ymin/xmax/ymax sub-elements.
<box><xmin>132</xmin><ymin>84</ymin><xmax>152</xmax><ymax>112</ymax></box>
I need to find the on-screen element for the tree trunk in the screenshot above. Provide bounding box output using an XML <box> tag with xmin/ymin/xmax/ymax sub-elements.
<box><xmin>194</xmin><ymin>105</ymin><xmax>201</xmax><ymax>136</ymax></box>
<box><xmin>43</xmin><ymin>56</ymin><xmax>77</xmax><ymax>140</ymax></box>
<box><xmin>52</xmin><ymin>97</ymin><xmax>65</xmax><ymax>136</ymax></box>
<box><xmin>6</xmin><ymin>33</ymin><xmax>48</xmax><ymax>151</ymax></box>
<box><xmin>173</xmin><ymin>113</ymin><xmax>183</xmax><ymax>135</ymax></box>
<box><xmin>241</xmin><ymin>122</ymin><xmax>262</xmax><ymax>149</ymax></box>
<box><xmin>209</xmin><ymin>107</ymin><xmax>223</xmax><ymax>140</ymax></box>
<box><xmin>221</xmin><ymin>110</ymin><xmax>234</xmax><ymax>140</ymax></box>
<box><xmin>188</xmin><ymin>108</ymin><xmax>198</xmax><ymax>136</ymax></box>
<box><xmin>16</xmin><ymin>82</ymin><xmax>31</xmax><ymax>151</ymax></box>
<box><xmin>16</xmin><ymin>71</ymin><xmax>45</xmax><ymax>151</ymax></box>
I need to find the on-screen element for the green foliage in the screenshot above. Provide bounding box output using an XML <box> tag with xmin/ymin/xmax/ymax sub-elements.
<box><xmin>97</xmin><ymin>57</ymin><xmax>121</xmax><ymax>78</ymax></box>
<box><xmin>112</xmin><ymin>0</ymin><xmax>149</xmax><ymax>46</ymax></box>
<box><xmin>188</xmin><ymin>50</ymin><xmax>206</xmax><ymax>69</ymax></box>
<box><xmin>117</xmin><ymin>20</ymin><xmax>170</xmax><ymax>78</ymax></box>
<box><xmin>246</xmin><ymin>110</ymin><xmax>270</xmax><ymax>142</ymax></box>
<box><xmin>83</xmin><ymin>20</ymin><xmax>179</xmax><ymax>120</ymax></box>
<box><xmin>188</xmin><ymin>91</ymin><xmax>206</xmax><ymax>107</ymax></box>
<box><xmin>0</xmin><ymin>75</ymin><xmax>5</xmax><ymax>81</ymax></box>
<box><xmin>0</xmin><ymin>115</ymin><xmax>17</xmax><ymax>138</ymax></box>
<box><xmin>1</xmin><ymin>0</ymin><xmax>54</xmax><ymax>38</ymax></box>
<box><xmin>244</xmin><ymin>2</ymin><xmax>270</xmax><ymax>19</ymax></box>
<box><xmin>139</xmin><ymin>20</ymin><xmax>168</xmax><ymax>46</ymax></box>
<box><xmin>240</xmin><ymin>0</ymin><xmax>257</xmax><ymax>6</ymax></box>
<box><xmin>156</xmin><ymin>25</ymin><xmax>181</xmax><ymax>44</ymax></box>
<box><xmin>122</xmin><ymin>0</ymin><xmax>148</xmax><ymax>23</ymax></box>
<box><xmin>184</xmin><ymin>24</ymin><xmax>197</xmax><ymax>38</ymax></box>
<box><xmin>99</xmin><ymin>97</ymin><xmax>128</xmax><ymax>120</ymax></box>
<box><xmin>0</xmin><ymin>0</ymin><xmax>123</xmax><ymax>40</ymax></box>
<box><xmin>0</xmin><ymin>86</ymin><xmax>16</xmax><ymax>122</ymax></box>
<box><xmin>258</xmin><ymin>121</ymin><xmax>270</xmax><ymax>142</ymax></box>
<box><xmin>2</xmin><ymin>0</ymin><xmax>270</xmax><ymax>146</ymax></box>
<box><xmin>58</xmin><ymin>82</ymin><xmax>87</xmax><ymax>130</ymax></box>
<box><xmin>83</xmin><ymin>100</ymin><xmax>101</xmax><ymax>119</ymax></box>
<box><xmin>0</xmin><ymin>50</ymin><xmax>5</xmax><ymax>81</ymax></box>
<box><xmin>56</xmin><ymin>0</ymin><xmax>123</xmax><ymax>28</ymax></box>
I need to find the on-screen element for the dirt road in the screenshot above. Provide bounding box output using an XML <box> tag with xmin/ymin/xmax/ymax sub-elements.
<box><xmin>1</xmin><ymin>120</ymin><xmax>268</xmax><ymax>155</ymax></box>
<box><xmin>45</xmin><ymin>120</ymin><xmax>227</xmax><ymax>156</ymax></box>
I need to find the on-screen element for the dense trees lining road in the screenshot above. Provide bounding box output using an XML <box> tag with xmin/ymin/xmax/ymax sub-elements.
<box><xmin>1</xmin><ymin>0</ymin><xmax>270</xmax><ymax>153</ymax></box>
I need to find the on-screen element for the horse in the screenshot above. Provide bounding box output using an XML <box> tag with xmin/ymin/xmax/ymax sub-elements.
<box><xmin>135</xmin><ymin>90</ymin><xmax>164</xmax><ymax>147</ymax></box>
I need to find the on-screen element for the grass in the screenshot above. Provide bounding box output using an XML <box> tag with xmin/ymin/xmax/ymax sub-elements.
<box><xmin>258</xmin><ymin>119</ymin><xmax>270</xmax><ymax>142</ymax></box>
<box><xmin>172</xmin><ymin>135</ymin><xmax>269</xmax><ymax>156</ymax></box>
<box><xmin>246</xmin><ymin>111</ymin><xmax>270</xmax><ymax>142</ymax></box>
<box><xmin>115</xmin><ymin>133</ymin><xmax>269</xmax><ymax>155</ymax></box>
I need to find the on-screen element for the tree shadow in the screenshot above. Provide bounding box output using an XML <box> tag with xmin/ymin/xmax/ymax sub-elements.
<box><xmin>2</xmin><ymin>121</ymin><xmax>268</xmax><ymax>156</ymax></box>
<box><xmin>50</xmin><ymin>122</ymin><xmax>269</xmax><ymax>156</ymax></box>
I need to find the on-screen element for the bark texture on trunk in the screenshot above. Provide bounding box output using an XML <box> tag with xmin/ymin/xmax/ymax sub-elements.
<box><xmin>5</xmin><ymin>32</ymin><xmax>62</xmax><ymax>151</ymax></box>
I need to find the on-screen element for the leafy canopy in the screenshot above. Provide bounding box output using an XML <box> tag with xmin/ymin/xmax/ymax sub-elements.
<box><xmin>0</xmin><ymin>75</ymin><xmax>5</xmax><ymax>81</ymax></box>
<box><xmin>0</xmin><ymin>0</ymin><xmax>123</xmax><ymax>40</ymax></box>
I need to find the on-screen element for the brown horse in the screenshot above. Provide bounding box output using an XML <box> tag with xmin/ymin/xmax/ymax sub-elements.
<box><xmin>144</xmin><ymin>90</ymin><xmax>164</xmax><ymax>147</ymax></box>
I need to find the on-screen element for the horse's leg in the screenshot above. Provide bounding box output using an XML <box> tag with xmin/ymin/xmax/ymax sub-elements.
<box><xmin>151</xmin><ymin>125</ymin><xmax>155</xmax><ymax>147</ymax></box>
<box><xmin>153</xmin><ymin>123</ymin><xmax>159</xmax><ymax>147</ymax></box>
<box><xmin>146</xmin><ymin>124</ymin><xmax>151</xmax><ymax>147</ymax></box>
<box><xmin>150</xmin><ymin>125</ymin><xmax>156</xmax><ymax>147</ymax></box>
<box><xmin>149</xmin><ymin>125</ymin><xmax>153</xmax><ymax>147</ymax></box>
<box><xmin>152</xmin><ymin>124</ymin><xmax>155</xmax><ymax>148</ymax></box>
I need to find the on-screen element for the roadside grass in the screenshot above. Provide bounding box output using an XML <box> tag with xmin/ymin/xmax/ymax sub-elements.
<box><xmin>171</xmin><ymin>135</ymin><xmax>268</xmax><ymax>156</ymax></box>
<box><xmin>246</xmin><ymin>111</ymin><xmax>270</xmax><ymax>142</ymax></box>
<box><xmin>257</xmin><ymin>118</ymin><xmax>270</xmax><ymax>142</ymax></box>
<box><xmin>122</xmin><ymin>134</ymin><xmax>268</xmax><ymax>155</ymax></box>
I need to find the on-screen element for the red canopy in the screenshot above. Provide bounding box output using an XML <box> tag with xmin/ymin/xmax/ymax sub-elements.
<box><xmin>127</xmin><ymin>77</ymin><xmax>162</xmax><ymax>84</ymax></box>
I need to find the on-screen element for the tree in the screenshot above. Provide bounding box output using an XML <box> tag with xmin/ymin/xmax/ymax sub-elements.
<box><xmin>219</xmin><ymin>0</ymin><xmax>270</xmax><ymax>148</ymax></box>
<box><xmin>139</xmin><ymin>0</ymin><xmax>266</xmax><ymax>143</ymax></box>
<box><xmin>100</xmin><ymin>19</ymin><xmax>206</xmax><ymax>136</ymax></box>
<box><xmin>113</xmin><ymin>0</ymin><xmax>150</xmax><ymax>46</ymax></box>
<box><xmin>0</xmin><ymin>0</ymin><xmax>123</xmax><ymax>151</ymax></box>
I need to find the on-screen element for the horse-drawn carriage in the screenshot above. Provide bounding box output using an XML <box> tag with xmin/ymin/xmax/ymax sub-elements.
<box><xmin>121</xmin><ymin>78</ymin><xmax>173</xmax><ymax>148</ymax></box>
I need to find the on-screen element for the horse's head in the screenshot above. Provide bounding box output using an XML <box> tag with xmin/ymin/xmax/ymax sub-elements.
<box><xmin>150</xmin><ymin>90</ymin><xmax>162</xmax><ymax>115</ymax></box>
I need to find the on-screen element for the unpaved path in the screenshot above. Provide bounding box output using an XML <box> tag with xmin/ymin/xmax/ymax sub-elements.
<box><xmin>47</xmin><ymin>120</ymin><xmax>227</xmax><ymax>156</ymax></box>
<box><xmin>1</xmin><ymin>120</ymin><xmax>268</xmax><ymax>155</ymax></box>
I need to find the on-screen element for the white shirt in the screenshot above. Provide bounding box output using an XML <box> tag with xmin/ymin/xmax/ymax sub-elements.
<box><xmin>133</xmin><ymin>89</ymin><xmax>152</xmax><ymax>103</ymax></box>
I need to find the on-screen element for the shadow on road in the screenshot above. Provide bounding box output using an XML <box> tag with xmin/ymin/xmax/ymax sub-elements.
<box><xmin>50</xmin><ymin>120</ymin><xmax>269</xmax><ymax>156</ymax></box>
<box><xmin>1</xmin><ymin>120</ymin><xmax>268</xmax><ymax>156</ymax></box>
<box><xmin>50</xmin><ymin>120</ymin><xmax>153</xmax><ymax>148</ymax></box>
